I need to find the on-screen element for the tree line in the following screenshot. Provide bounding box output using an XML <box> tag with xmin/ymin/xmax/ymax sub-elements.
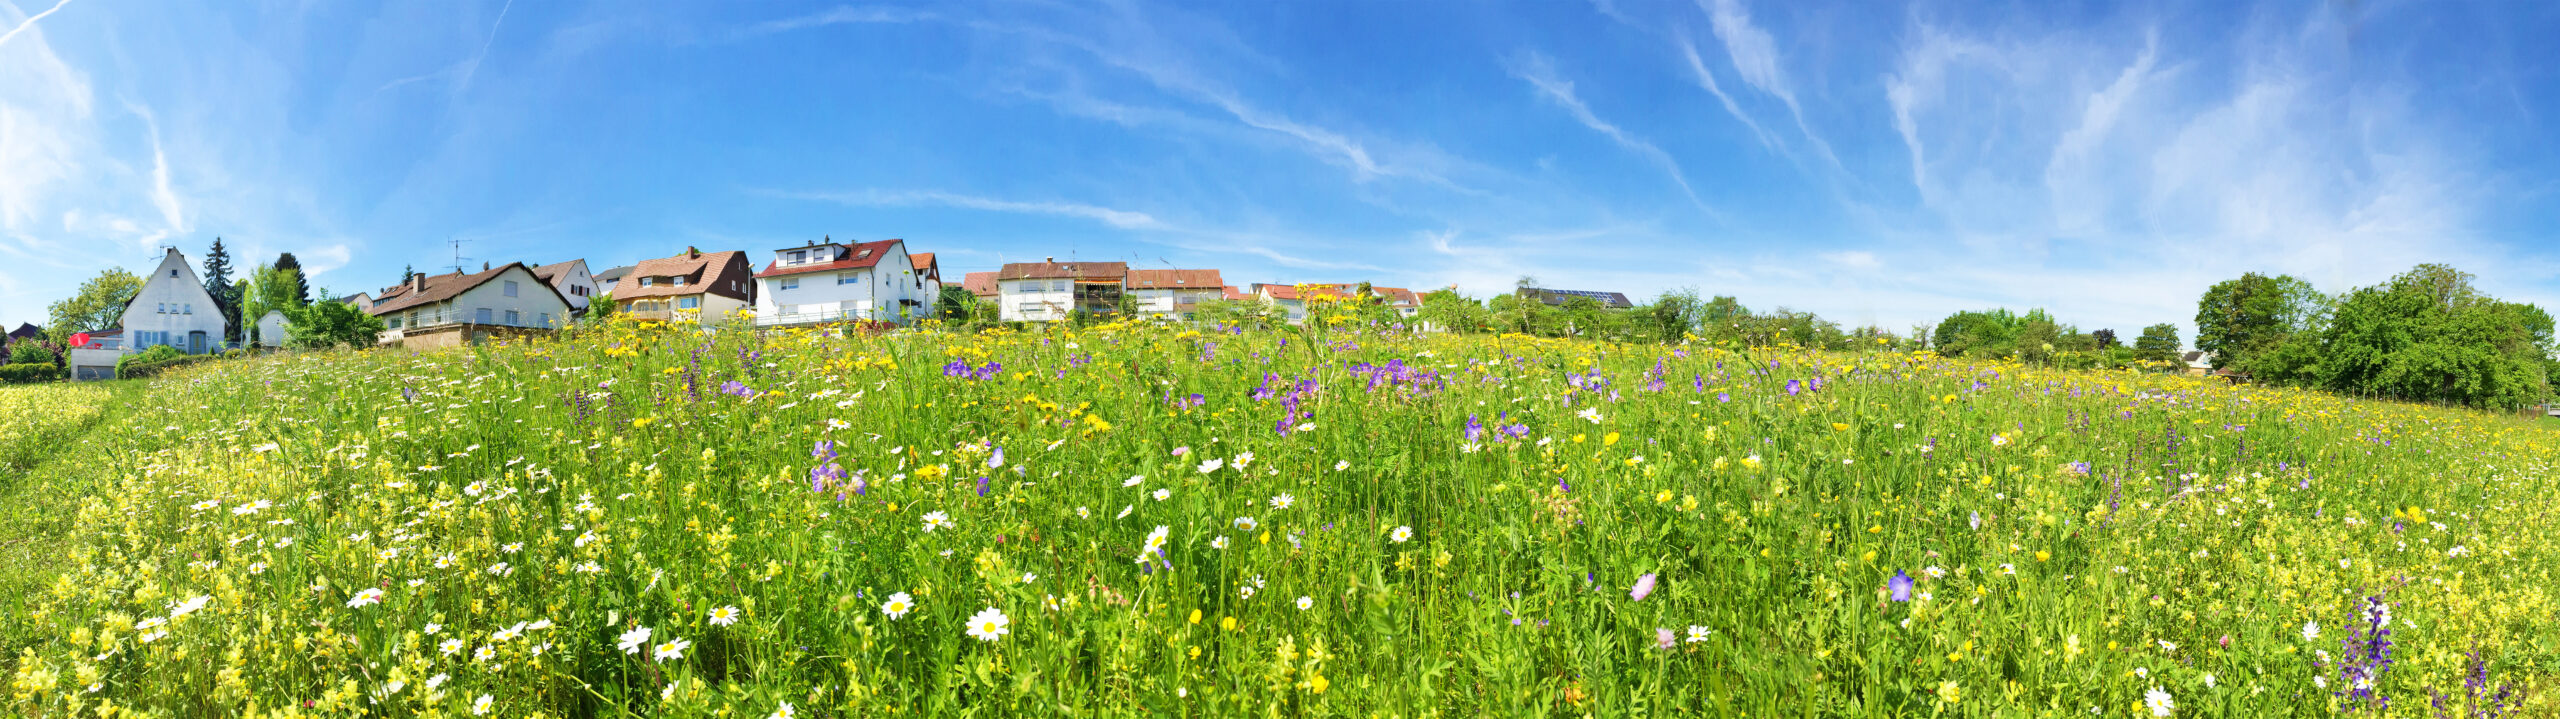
<box><xmin>2192</xmin><ymin>264</ymin><xmax>2554</xmax><ymax>410</ymax></box>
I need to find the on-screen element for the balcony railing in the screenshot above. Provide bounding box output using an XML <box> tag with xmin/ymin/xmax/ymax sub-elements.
<box><xmin>754</xmin><ymin>307</ymin><xmax>883</xmax><ymax>327</ymax></box>
<box><xmin>391</xmin><ymin>307</ymin><xmax>561</xmax><ymax>331</ymax></box>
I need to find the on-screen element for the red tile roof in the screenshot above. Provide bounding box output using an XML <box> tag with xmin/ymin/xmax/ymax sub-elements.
<box><xmin>909</xmin><ymin>252</ymin><xmax>938</xmax><ymax>279</ymax></box>
<box><xmin>963</xmin><ymin>271</ymin><xmax>999</xmax><ymax>297</ymax></box>
<box><xmin>998</xmin><ymin>261</ymin><xmax>1127</xmax><ymax>281</ymax></box>
<box><xmin>755</xmin><ymin>240</ymin><xmax>905</xmax><ymax>279</ymax></box>
<box><xmin>1125</xmin><ymin>269</ymin><xmax>1224</xmax><ymax>289</ymax></box>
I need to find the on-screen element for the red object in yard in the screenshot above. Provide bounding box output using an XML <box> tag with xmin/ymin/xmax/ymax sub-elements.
<box><xmin>68</xmin><ymin>332</ymin><xmax>90</xmax><ymax>348</ymax></box>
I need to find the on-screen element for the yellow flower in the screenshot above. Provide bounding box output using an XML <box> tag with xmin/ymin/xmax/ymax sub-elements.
<box><xmin>1831</xmin><ymin>423</ymin><xmax>1850</xmax><ymax>432</ymax></box>
<box><xmin>1219</xmin><ymin>616</ymin><xmax>1236</xmax><ymax>631</ymax></box>
<box><xmin>1936</xmin><ymin>680</ymin><xmax>1961</xmax><ymax>704</ymax></box>
<box><xmin>1603</xmin><ymin>432</ymin><xmax>1620</xmax><ymax>446</ymax></box>
<box><xmin>2035</xmin><ymin>550</ymin><xmax>2052</xmax><ymax>562</ymax></box>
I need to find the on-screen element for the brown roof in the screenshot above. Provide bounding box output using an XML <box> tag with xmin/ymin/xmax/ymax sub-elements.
<box><xmin>530</xmin><ymin>259</ymin><xmax>585</xmax><ymax>282</ymax></box>
<box><xmin>962</xmin><ymin>271</ymin><xmax>999</xmax><ymax>297</ymax></box>
<box><xmin>1125</xmin><ymin>269</ymin><xmax>1223</xmax><ymax>289</ymax></box>
<box><xmin>613</xmin><ymin>249</ymin><xmax>756</xmax><ymax>302</ymax></box>
<box><xmin>755</xmin><ymin>240</ymin><xmax>905</xmax><ymax>279</ymax></box>
<box><xmin>998</xmin><ymin>261</ymin><xmax>1127</xmax><ymax>282</ymax></box>
<box><xmin>909</xmin><ymin>252</ymin><xmax>937</xmax><ymax>277</ymax></box>
<box><xmin>369</xmin><ymin>263</ymin><xmax>570</xmax><ymax>316</ymax></box>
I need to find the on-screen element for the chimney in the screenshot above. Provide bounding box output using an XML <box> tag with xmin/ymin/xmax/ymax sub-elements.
<box><xmin>1045</xmin><ymin>256</ymin><xmax>1055</xmax><ymax>263</ymax></box>
<box><xmin>482</xmin><ymin>261</ymin><xmax>490</xmax><ymax>271</ymax></box>
<box><xmin>412</xmin><ymin>273</ymin><xmax>428</xmax><ymax>292</ymax></box>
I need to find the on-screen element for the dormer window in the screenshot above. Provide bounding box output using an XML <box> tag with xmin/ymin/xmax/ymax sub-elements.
<box><xmin>641</xmin><ymin>277</ymin><xmax>656</xmax><ymax>287</ymax></box>
<box><xmin>788</xmin><ymin>250</ymin><xmax>805</xmax><ymax>264</ymax></box>
<box><xmin>672</xmin><ymin>276</ymin><xmax>686</xmax><ymax>287</ymax></box>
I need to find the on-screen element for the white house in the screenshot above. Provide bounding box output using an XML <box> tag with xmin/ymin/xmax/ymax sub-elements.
<box><xmin>369</xmin><ymin>262</ymin><xmax>575</xmax><ymax>348</ymax></box>
<box><xmin>753</xmin><ymin>238</ymin><xmax>934</xmax><ymax>326</ymax></box>
<box><xmin>1249</xmin><ymin>283</ymin><xmax>1422</xmax><ymax>323</ymax></box>
<box><xmin>254</xmin><ymin>310</ymin><xmax>291</xmax><ymax>348</ymax></box>
<box><xmin>532</xmin><ymin>259</ymin><xmax>599</xmax><ymax>314</ymax></box>
<box><xmin>910</xmin><ymin>252</ymin><xmax>943</xmax><ymax>307</ymax></box>
<box><xmin>1125</xmin><ymin>269</ymin><xmax>1226</xmax><ymax>320</ymax></box>
<box><xmin>119</xmin><ymin>247</ymin><xmax>229</xmax><ymax>354</ymax></box>
<box><xmin>997</xmin><ymin>259</ymin><xmax>1128</xmax><ymax>322</ymax></box>
<box><xmin>610</xmin><ymin>247</ymin><xmax>757</xmax><ymax>327</ymax></box>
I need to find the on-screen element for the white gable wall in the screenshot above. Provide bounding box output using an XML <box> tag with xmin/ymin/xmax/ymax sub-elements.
<box><xmin>120</xmin><ymin>248</ymin><xmax>228</xmax><ymax>354</ymax></box>
<box><xmin>255</xmin><ymin>310</ymin><xmax>291</xmax><ymax>347</ymax></box>
<box><xmin>547</xmin><ymin>261</ymin><xmax>596</xmax><ymax>313</ymax></box>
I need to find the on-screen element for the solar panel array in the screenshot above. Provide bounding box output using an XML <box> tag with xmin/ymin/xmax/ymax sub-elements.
<box><xmin>1540</xmin><ymin>288</ymin><xmax>1619</xmax><ymax>301</ymax></box>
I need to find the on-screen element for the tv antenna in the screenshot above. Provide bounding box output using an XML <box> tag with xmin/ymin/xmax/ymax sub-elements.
<box><xmin>447</xmin><ymin>237</ymin><xmax>474</xmax><ymax>274</ymax></box>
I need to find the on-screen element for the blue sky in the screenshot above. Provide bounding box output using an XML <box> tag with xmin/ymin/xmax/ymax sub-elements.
<box><xmin>4</xmin><ymin>0</ymin><xmax>2559</xmax><ymax>339</ymax></box>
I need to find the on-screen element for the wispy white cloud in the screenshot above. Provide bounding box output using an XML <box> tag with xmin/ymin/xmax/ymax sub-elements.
<box><xmin>1699</xmin><ymin>0</ymin><xmax>1841</xmax><ymax>170</ymax></box>
<box><xmin>123</xmin><ymin>101</ymin><xmax>188</xmax><ymax>249</ymax></box>
<box><xmin>768</xmin><ymin>187</ymin><xmax>1391</xmax><ymax>274</ymax></box>
<box><xmin>731</xmin><ymin>5</ymin><xmax>934</xmax><ymax>40</ymax></box>
<box><xmin>1819</xmin><ymin>250</ymin><xmax>1879</xmax><ymax>270</ymax></box>
<box><xmin>1840</xmin><ymin>4</ymin><xmax>2542</xmax><ymax>338</ymax></box>
<box><xmin>301</xmin><ymin>243</ymin><xmax>352</xmax><ymax>275</ymax></box>
<box><xmin>1677</xmin><ymin>32</ymin><xmax>1780</xmax><ymax>152</ymax></box>
<box><xmin>1512</xmin><ymin>52</ymin><xmax>1718</xmax><ymax>220</ymax></box>
<box><xmin>775</xmin><ymin>188</ymin><xmax>1164</xmax><ymax>229</ymax></box>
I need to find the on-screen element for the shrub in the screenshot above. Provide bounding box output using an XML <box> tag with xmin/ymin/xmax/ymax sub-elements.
<box><xmin>0</xmin><ymin>362</ymin><xmax>60</xmax><ymax>384</ymax></box>
<box><xmin>114</xmin><ymin>345</ymin><xmax>184</xmax><ymax>375</ymax></box>
<box><xmin>8</xmin><ymin>340</ymin><xmax>54</xmax><ymax>365</ymax></box>
<box><xmin>119</xmin><ymin>354</ymin><xmax>213</xmax><ymax>379</ymax></box>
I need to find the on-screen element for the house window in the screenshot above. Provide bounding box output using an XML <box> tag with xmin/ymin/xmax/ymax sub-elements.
<box><xmin>504</xmin><ymin>280</ymin><xmax>519</xmax><ymax>297</ymax></box>
<box><xmin>788</xmin><ymin>250</ymin><xmax>805</xmax><ymax>264</ymax></box>
<box><xmin>838</xmin><ymin>273</ymin><xmax>856</xmax><ymax>285</ymax></box>
<box><xmin>185</xmin><ymin>304</ymin><xmax>193</xmax><ymax>314</ymax></box>
<box><xmin>157</xmin><ymin>303</ymin><xmax>166</xmax><ymax>314</ymax></box>
<box><xmin>1050</xmin><ymin>280</ymin><xmax>1067</xmax><ymax>292</ymax></box>
<box><xmin>505</xmin><ymin>310</ymin><xmax>521</xmax><ymax>325</ymax></box>
<box><xmin>672</xmin><ymin>276</ymin><xmax>686</xmax><ymax>287</ymax></box>
<box><xmin>386</xmin><ymin>316</ymin><xmax>403</xmax><ymax>329</ymax></box>
<box><xmin>641</xmin><ymin>277</ymin><xmax>655</xmax><ymax>287</ymax></box>
<box><xmin>781</xmin><ymin>278</ymin><xmax>800</xmax><ymax>291</ymax></box>
<box><xmin>170</xmin><ymin>269</ymin><xmax>179</xmax><ymax>277</ymax></box>
<box><xmin>678</xmin><ymin>296</ymin><xmax>700</xmax><ymax>310</ymax></box>
<box><xmin>476</xmin><ymin>308</ymin><xmax>493</xmax><ymax>323</ymax></box>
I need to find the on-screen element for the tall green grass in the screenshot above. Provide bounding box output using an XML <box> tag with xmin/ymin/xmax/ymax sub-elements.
<box><xmin>2</xmin><ymin>317</ymin><xmax>2552</xmax><ymax>716</ymax></box>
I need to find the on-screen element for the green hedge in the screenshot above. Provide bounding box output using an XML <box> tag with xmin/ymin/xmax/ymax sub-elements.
<box><xmin>114</xmin><ymin>345</ymin><xmax>183</xmax><ymax>374</ymax></box>
<box><xmin>0</xmin><ymin>363</ymin><xmax>60</xmax><ymax>384</ymax></box>
<box><xmin>120</xmin><ymin>355</ymin><xmax>214</xmax><ymax>379</ymax></box>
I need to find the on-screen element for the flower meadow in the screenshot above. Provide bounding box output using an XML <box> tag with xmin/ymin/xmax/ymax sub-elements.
<box><xmin>2</xmin><ymin>316</ymin><xmax>2555</xmax><ymax>717</ymax></box>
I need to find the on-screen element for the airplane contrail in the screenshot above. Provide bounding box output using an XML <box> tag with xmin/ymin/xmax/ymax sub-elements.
<box><xmin>0</xmin><ymin>0</ymin><xmax>77</xmax><ymax>49</ymax></box>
